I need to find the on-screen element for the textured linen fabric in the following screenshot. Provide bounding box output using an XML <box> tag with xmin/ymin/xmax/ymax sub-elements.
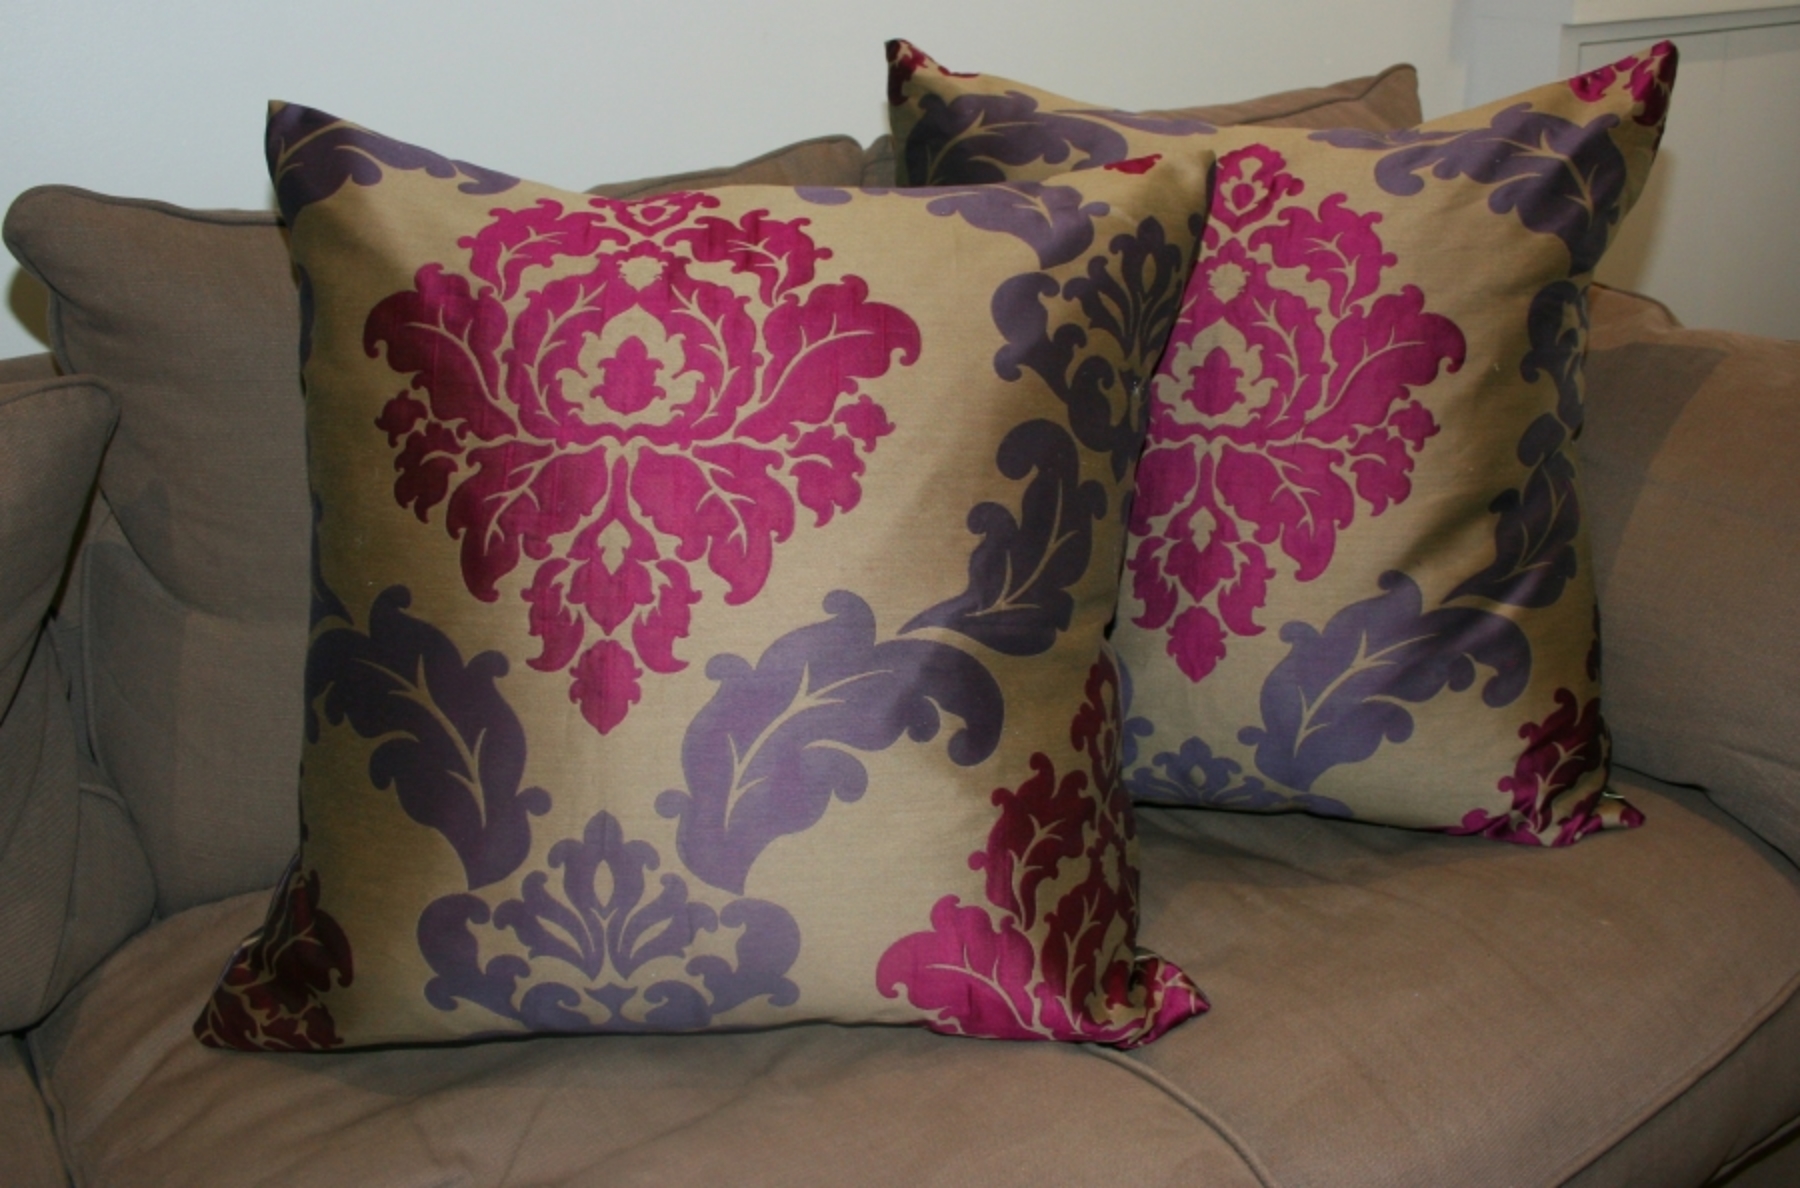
<box><xmin>195</xmin><ymin>104</ymin><xmax>1216</xmax><ymax>1049</ymax></box>
<box><xmin>889</xmin><ymin>39</ymin><xmax>1677</xmax><ymax>844</ymax></box>
<box><xmin>32</xmin><ymin>778</ymin><xmax>1800</xmax><ymax>1187</ymax></box>
<box><xmin>1582</xmin><ymin>285</ymin><xmax>1800</xmax><ymax>868</ymax></box>
<box><xmin>0</xmin><ymin>138</ymin><xmax>961</xmax><ymax>919</ymax></box>
<box><xmin>0</xmin><ymin>374</ymin><xmax>155</xmax><ymax>1032</ymax></box>
<box><xmin>0</xmin><ymin>1036</ymin><xmax>66</xmax><ymax>1188</ymax></box>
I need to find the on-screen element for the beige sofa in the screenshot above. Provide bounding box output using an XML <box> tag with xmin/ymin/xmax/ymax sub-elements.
<box><xmin>3</xmin><ymin>67</ymin><xmax>1799</xmax><ymax>1186</ymax></box>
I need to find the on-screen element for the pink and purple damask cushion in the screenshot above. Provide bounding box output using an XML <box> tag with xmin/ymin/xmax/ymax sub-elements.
<box><xmin>889</xmin><ymin>40</ymin><xmax>1678</xmax><ymax>845</ymax></box>
<box><xmin>195</xmin><ymin>104</ymin><xmax>1217</xmax><ymax>1050</ymax></box>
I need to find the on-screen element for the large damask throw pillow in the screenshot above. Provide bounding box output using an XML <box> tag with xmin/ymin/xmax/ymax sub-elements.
<box><xmin>888</xmin><ymin>40</ymin><xmax>1676</xmax><ymax>845</ymax></box>
<box><xmin>195</xmin><ymin>104</ymin><xmax>1215</xmax><ymax>1050</ymax></box>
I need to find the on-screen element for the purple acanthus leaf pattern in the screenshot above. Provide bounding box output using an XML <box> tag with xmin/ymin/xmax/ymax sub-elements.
<box><xmin>1317</xmin><ymin>104</ymin><xmax>1630</xmax><ymax>275</ymax></box>
<box><xmin>902</xmin><ymin>420</ymin><xmax>1105</xmax><ymax>656</ymax></box>
<box><xmin>1446</xmin><ymin>688</ymin><xmax>1633</xmax><ymax>845</ymax></box>
<box><xmin>993</xmin><ymin>215</ymin><xmax>1197</xmax><ymax>478</ymax></box>
<box><xmin>305</xmin><ymin>585</ymin><xmax>551</xmax><ymax>890</ymax></box>
<box><xmin>807</xmin><ymin>181</ymin><xmax>1114</xmax><ymax>271</ymax></box>
<box><xmin>899</xmin><ymin>90</ymin><xmax>1132</xmax><ymax>186</ymax></box>
<box><xmin>365</xmin><ymin>193</ymin><xmax>915</xmax><ymax>736</ymax></box>
<box><xmin>417</xmin><ymin>814</ymin><xmax>801</xmax><ymax>1033</ymax></box>
<box><xmin>1448</xmin><ymin>282</ymin><xmax>1588</xmax><ymax>607</ymax></box>
<box><xmin>267</xmin><ymin>104</ymin><xmax>517</xmax><ymax>224</ymax></box>
<box><xmin>655</xmin><ymin>591</ymin><xmax>1005</xmax><ymax>895</ymax></box>
<box><xmin>1239</xmin><ymin>571</ymin><xmax>1532</xmax><ymax>793</ymax></box>
<box><xmin>876</xmin><ymin>654</ymin><xmax>1206</xmax><ymax>1047</ymax></box>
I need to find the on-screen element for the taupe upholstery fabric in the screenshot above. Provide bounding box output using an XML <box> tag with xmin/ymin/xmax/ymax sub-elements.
<box><xmin>0</xmin><ymin>351</ymin><xmax>56</xmax><ymax>384</ymax></box>
<box><xmin>0</xmin><ymin>1036</ymin><xmax>65</xmax><ymax>1188</ymax></box>
<box><xmin>1148</xmin><ymin>62</ymin><xmax>1422</xmax><ymax>130</ymax></box>
<box><xmin>1583</xmin><ymin>285</ymin><xmax>1800</xmax><ymax>866</ymax></box>
<box><xmin>6</xmin><ymin>190</ymin><xmax>313</xmax><ymax>916</ymax></box>
<box><xmin>0</xmin><ymin>374</ymin><xmax>153</xmax><ymax>1032</ymax></box>
<box><xmin>31</xmin><ymin>780</ymin><xmax>1800</xmax><ymax>1187</ymax></box>
<box><xmin>857</xmin><ymin>64</ymin><xmax>1424</xmax><ymax>191</ymax></box>
<box><xmin>586</xmin><ymin>134</ymin><xmax>869</xmax><ymax>198</ymax></box>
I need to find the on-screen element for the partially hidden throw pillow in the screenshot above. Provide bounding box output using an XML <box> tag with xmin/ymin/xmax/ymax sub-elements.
<box><xmin>194</xmin><ymin>104</ymin><xmax>1216</xmax><ymax>1049</ymax></box>
<box><xmin>888</xmin><ymin>39</ymin><xmax>1677</xmax><ymax>844</ymax></box>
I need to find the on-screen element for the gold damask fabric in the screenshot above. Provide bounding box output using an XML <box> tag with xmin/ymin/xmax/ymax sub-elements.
<box><xmin>196</xmin><ymin>104</ymin><xmax>1216</xmax><ymax>1049</ymax></box>
<box><xmin>889</xmin><ymin>39</ymin><xmax>1676</xmax><ymax>844</ymax></box>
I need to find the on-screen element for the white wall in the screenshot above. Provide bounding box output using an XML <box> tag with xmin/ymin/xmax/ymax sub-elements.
<box><xmin>1</xmin><ymin>0</ymin><xmax>1484</xmax><ymax>360</ymax></box>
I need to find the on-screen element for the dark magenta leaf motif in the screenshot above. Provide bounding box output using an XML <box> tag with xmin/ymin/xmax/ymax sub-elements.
<box><xmin>655</xmin><ymin>590</ymin><xmax>1005</xmax><ymax>895</ymax></box>
<box><xmin>901</xmin><ymin>91</ymin><xmax>1131</xmax><ymax>186</ymax></box>
<box><xmin>993</xmin><ymin>216</ymin><xmax>1197</xmax><ymax>477</ymax></box>
<box><xmin>1321</xmin><ymin>104</ymin><xmax>1629</xmax><ymax>275</ymax></box>
<box><xmin>305</xmin><ymin>585</ymin><xmax>551</xmax><ymax>890</ymax></box>
<box><xmin>1239</xmin><ymin>572</ymin><xmax>1532</xmax><ymax>792</ymax></box>
<box><xmin>1447</xmin><ymin>281</ymin><xmax>1586</xmax><ymax>607</ymax></box>
<box><xmin>365</xmin><ymin>193</ymin><xmax>916</xmax><ymax>736</ymax></box>
<box><xmin>902</xmin><ymin>420</ymin><xmax>1105</xmax><ymax>656</ymax></box>
<box><xmin>877</xmin><ymin>654</ymin><xmax>1207</xmax><ymax>1047</ymax></box>
<box><xmin>194</xmin><ymin>864</ymin><xmax>354</xmax><ymax>1051</ymax></box>
<box><xmin>1445</xmin><ymin>688</ymin><xmax>1631</xmax><ymax>845</ymax></box>
<box><xmin>266</xmin><ymin>103</ymin><xmax>517</xmax><ymax>224</ymax></box>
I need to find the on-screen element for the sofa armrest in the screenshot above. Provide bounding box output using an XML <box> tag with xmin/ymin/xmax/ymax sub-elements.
<box><xmin>1582</xmin><ymin>284</ymin><xmax>1800</xmax><ymax>865</ymax></box>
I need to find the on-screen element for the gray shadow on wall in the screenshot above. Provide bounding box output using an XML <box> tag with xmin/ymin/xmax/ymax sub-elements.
<box><xmin>6</xmin><ymin>267</ymin><xmax>51</xmax><ymax>349</ymax></box>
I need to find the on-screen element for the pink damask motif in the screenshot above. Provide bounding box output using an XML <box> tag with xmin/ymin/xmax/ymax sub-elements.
<box><xmin>1569</xmin><ymin>41</ymin><xmax>1678</xmax><ymax>128</ymax></box>
<box><xmin>1128</xmin><ymin>146</ymin><xmax>1466</xmax><ymax>682</ymax></box>
<box><xmin>366</xmin><ymin>193</ymin><xmax>918</xmax><ymax>733</ymax></box>
<box><xmin>1448</xmin><ymin>688</ymin><xmax>1635</xmax><ymax>846</ymax></box>
<box><xmin>876</xmin><ymin>655</ymin><xmax>1207</xmax><ymax>1047</ymax></box>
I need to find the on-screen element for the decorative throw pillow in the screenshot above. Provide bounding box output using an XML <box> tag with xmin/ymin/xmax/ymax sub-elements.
<box><xmin>0</xmin><ymin>138</ymin><xmax>900</xmax><ymax>920</ymax></box>
<box><xmin>195</xmin><ymin>104</ymin><xmax>1216</xmax><ymax>1050</ymax></box>
<box><xmin>888</xmin><ymin>39</ymin><xmax>1677</xmax><ymax>844</ymax></box>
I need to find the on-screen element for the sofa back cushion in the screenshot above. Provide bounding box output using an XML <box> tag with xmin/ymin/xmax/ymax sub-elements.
<box><xmin>0</xmin><ymin>373</ymin><xmax>155</xmax><ymax>1031</ymax></box>
<box><xmin>1583</xmin><ymin>286</ymin><xmax>1800</xmax><ymax>865</ymax></box>
<box><xmin>0</xmin><ymin>140</ymin><xmax>885</xmax><ymax>917</ymax></box>
<box><xmin>887</xmin><ymin>39</ymin><xmax>1675</xmax><ymax>845</ymax></box>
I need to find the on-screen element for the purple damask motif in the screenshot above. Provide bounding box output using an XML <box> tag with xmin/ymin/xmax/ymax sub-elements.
<box><xmin>1446</xmin><ymin>688</ymin><xmax>1632</xmax><ymax>845</ymax></box>
<box><xmin>993</xmin><ymin>213</ymin><xmax>1196</xmax><ymax>478</ymax></box>
<box><xmin>195</xmin><ymin>862</ymin><xmax>354</xmax><ymax>1051</ymax></box>
<box><xmin>1129</xmin><ymin>145</ymin><xmax>1465</xmax><ymax>682</ymax></box>
<box><xmin>267</xmin><ymin>104</ymin><xmax>517</xmax><ymax>224</ymax></box>
<box><xmin>417</xmin><ymin>820</ymin><xmax>801</xmax><ymax>1033</ymax></box>
<box><xmin>1238</xmin><ymin>572</ymin><xmax>1532</xmax><ymax>793</ymax></box>
<box><xmin>1318</xmin><ymin>103</ymin><xmax>1630</xmax><ymax>276</ymax></box>
<box><xmin>896</xmin><ymin>88</ymin><xmax>1132</xmax><ymax>187</ymax></box>
<box><xmin>1448</xmin><ymin>281</ymin><xmax>1587</xmax><ymax>607</ymax></box>
<box><xmin>877</xmin><ymin>655</ymin><xmax>1207</xmax><ymax>1047</ymax></box>
<box><xmin>655</xmin><ymin>591</ymin><xmax>1004</xmax><ymax>894</ymax></box>
<box><xmin>903</xmin><ymin>419</ymin><xmax>1106</xmax><ymax>656</ymax></box>
<box><xmin>365</xmin><ymin>193</ymin><xmax>918</xmax><ymax>734</ymax></box>
<box><xmin>306</xmin><ymin>585</ymin><xmax>551</xmax><ymax>890</ymax></box>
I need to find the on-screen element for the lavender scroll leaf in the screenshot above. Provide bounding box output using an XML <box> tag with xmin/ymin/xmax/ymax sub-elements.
<box><xmin>1240</xmin><ymin>572</ymin><xmax>1532</xmax><ymax>792</ymax></box>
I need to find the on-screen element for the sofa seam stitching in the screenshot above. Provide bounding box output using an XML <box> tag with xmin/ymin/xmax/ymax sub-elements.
<box><xmin>1080</xmin><ymin>1044</ymin><xmax>1282</xmax><ymax>1188</ymax></box>
<box><xmin>1550</xmin><ymin>964</ymin><xmax>1800</xmax><ymax>1185</ymax></box>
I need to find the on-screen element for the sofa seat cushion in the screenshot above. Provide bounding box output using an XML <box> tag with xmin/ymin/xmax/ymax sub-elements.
<box><xmin>30</xmin><ymin>779</ymin><xmax>1800</xmax><ymax>1187</ymax></box>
